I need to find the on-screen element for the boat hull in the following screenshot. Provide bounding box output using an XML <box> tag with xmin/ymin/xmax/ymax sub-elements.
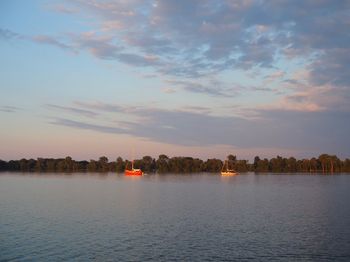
<box><xmin>125</xmin><ymin>169</ymin><xmax>143</xmax><ymax>176</ymax></box>
<box><xmin>221</xmin><ymin>171</ymin><xmax>237</xmax><ymax>176</ymax></box>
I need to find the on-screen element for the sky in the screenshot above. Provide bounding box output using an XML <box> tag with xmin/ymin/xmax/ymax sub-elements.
<box><xmin>1</xmin><ymin>0</ymin><xmax>350</xmax><ymax>161</ymax></box>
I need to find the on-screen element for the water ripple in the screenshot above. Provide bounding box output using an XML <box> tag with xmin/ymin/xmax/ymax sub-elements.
<box><xmin>1</xmin><ymin>173</ymin><xmax>350</xmax><ymax>261</ymax></box>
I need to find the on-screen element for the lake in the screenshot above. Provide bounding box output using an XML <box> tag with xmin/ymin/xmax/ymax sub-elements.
<box><xmin>1</xmin><ymin>173</ymin><xmax>350</xmax><ymax>261</ymax></box>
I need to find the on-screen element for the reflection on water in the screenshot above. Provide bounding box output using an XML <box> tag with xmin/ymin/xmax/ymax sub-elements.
<box><xmin>1</xmin><ymin>173</ymin><xmax>350</xmax><ymax>261</ymax></box>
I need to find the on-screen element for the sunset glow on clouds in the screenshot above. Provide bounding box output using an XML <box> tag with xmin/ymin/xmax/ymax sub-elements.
<box><xmin>1</xmin><ymin>0</ymin><xmax>349</xmax><ymax>160</ymax></box>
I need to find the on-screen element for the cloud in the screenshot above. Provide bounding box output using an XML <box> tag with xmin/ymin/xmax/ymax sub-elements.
<box><xmin>161</xmin><ymin>88</ymin><xmax>176</xmax><ymax>94</ymax></box>
<box><xmin>8</xmin><ymin>1</ymin><xmax>349</xmax><ymax>73</ymax></box>
<box><xmin>73</xmin><ymin>101</ymin><xmax>125</xmax><ymax>113</ymax></box>
<box><xmin>182</xmin><ymin>106</ymin><xmax>212</xmax><ymax>114</ymax></box>
<box><xmin>117</xmin><ymin>53</ymin><xmax>159</xmax><ymax>67</ymax></box>
<box><xmin>30</xmin><ymin>0</ymin><xmax>347</xmax><ymax>102</ymax></box>
<box><xmin>0</xmin><ymin>105</ymin><xmax>21</xmax><ymax>113</ymax></box>
<box><xmin>124</xmin><ymin>35</ymin><xmax>176</xmax><ymax>55</ymax></box>
<box><xmin>1</xmin><ymin>28</ymin><xmax>77</xmax><ymax>55</ymax></box>
<box><xmin>33</xmin><ymin>35</ymin><xmax>74</xmax><ymax>51</ymax></box>
<box><xmin>46</xmin><ymin>104</ymin><xmax>98</xmax><ymax>117</ymax></box>
<box><xmin>166</xmin><ymin>79</ymin><xmax>239</xmax><ymax>97</ymax></box>
<box><xmin>183</xmin><ymin>83</ymin><xmax>229</xmax><ymax>97</ymax></box>
<box><xmin>277</xmin><ymin>68</ymin><xmax>350</xmax><ymax>113</ymax></box>
<box><xmin>3</xmin><ymin>1</ymin><xmax>347</xmax><ymax>102</ymax></box>
<box><xmin>254</xmin><ymin>82</ymin><xmax>350</xmax><ymax>113</ymax></box>
<box><xmin>264</xmin><ymin>70</ymin><xmax>285</xmax><ymax>82</ymax></box>
<box><xmin>49</xmin><ymin>101</ymin><xmax>350</xmax><ymax>156</ymax></box>
<box><xmin>50</xmin><ymin>4</ymin><xmax>78</xmax><ymax>14</ymax></box>
<box><xmin>0</xmin><ymin>28</ymin><xmax>20</xmax><ymax>40</ymax></box>
<box><xmin>50</xmin><ymin>107</ymin><xmax>250</xmax><ymax>146</ymax></box>
<box><xmin>308</xmin><ymin>48</ymin><xmax>350</xmax><ymax>87</ymax></box>
<box><xmin>33</xmin><ymin>1</ymin><xmax>279</xmax><ymax>76</ymax></box>
<box><xmin>73</xmin><ymin>32</ymin><xmax>121</xmax><ymax>59</ymax></box>
<box><xmin>30</xmin><ymin>31</ymin><xmax>160</xmax><ymax>67</ymax></box>
<box><xmin>4</xmin><ymin>1</ymin><xmax>350</xmax><ymax>115</ymax></box>
<box><xmin>51</xmin><ymin>118</ymin><xmax>127</xmax><ymax>134</ymax></box>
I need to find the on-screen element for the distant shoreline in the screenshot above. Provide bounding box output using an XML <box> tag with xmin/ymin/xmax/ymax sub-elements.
<box><xmin>1</xmin><ymin>154</ymin><xmax>349</xmax><ymax>173</ymax></box>
<box><xmin>1</xmin><ymin>171</ymin><xmax>350</xmax><ymax>175</ymax></box>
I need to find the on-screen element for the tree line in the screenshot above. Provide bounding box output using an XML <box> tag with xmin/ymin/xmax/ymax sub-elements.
<box><xmin>1</xmin><ymin>154</ymin><xmax>350</xmax><ymax>173</ymax></box>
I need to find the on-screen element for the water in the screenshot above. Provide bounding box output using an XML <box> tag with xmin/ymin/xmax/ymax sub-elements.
<box><xmin>1</xmin><ymin>173</ymin><xmax>350</xmax><ymax>261</ymax></box>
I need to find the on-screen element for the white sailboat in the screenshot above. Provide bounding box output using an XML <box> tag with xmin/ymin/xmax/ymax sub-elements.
<box><xmin>221</xmin><ymin>160</ymin><xmax>238</xmax><ymax>176</ymax></box>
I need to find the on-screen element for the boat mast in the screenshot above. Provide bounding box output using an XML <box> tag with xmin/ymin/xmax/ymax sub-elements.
<box><xmin>222</xmin><ymin>160</ymin><xmax>227</xmax><ymax>171</ymax></box>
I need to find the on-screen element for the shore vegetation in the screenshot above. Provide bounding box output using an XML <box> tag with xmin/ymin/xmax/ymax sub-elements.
<box><xmin>1</xmin><ymin>154</ymin><xmax>350</xmax><ymax>174</ymax></box>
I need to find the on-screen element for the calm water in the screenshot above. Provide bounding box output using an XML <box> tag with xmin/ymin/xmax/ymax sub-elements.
<box><xmin>1</xmin><ymin>173</ymin><xmax>350</xmax><ymax>261</ymax></box>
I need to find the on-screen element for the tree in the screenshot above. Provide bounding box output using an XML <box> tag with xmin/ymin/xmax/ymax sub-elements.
<box><xmin>156</xmin><ymin>154</ymin><xmax>169</xmax><ymax>173</ymax></box>
<box><xmin>300</xmin><ymin>159</ymin><xmax>310</xmax><ymax>172</ymax></box>
<box><xmin>253</xmin><ymin>156</ymin><xmax>260</xmax><ymax>171</ymax></box>
<box><xmin>35</xmin><ymin>158</ymin><xmax>44</xmax><ymax>172</ymax></box>
<box><xmin>310</xmin><ymin>157</ymin><xmax>318</xmax><ymax>173</ymax></box>
<box><xmin>270</xmin><ymin>156</ymin><xmax>284</xmax><ymax>172</ymax></box>
<box><xmin>168</xmin><ymin>157</ymin><xmax>182</xmax><ymax>173</ymax></box>
<box><xmin>227</xmin><ymin>154</ymin><xmax>237</xmax><ymax>162</ymax></box>
<box><xmin>76</xmin><ymin>160</ymin><xmax>88</xmax><ymax>172</ymax></box>
<box><xmin>318</xmin><ymin>154</ymin><xmax>329</xmax><ymax>173</ymax></box>
<box><xmin>64</xmin><ymin>156</ymin><xmax>73</xmax><ymax>172</ymax></box>
<box><xmin>0</xmin><ymin>159</ymin><xmax>8</xmax><ymax>170</ymax></box>
<box><xmin>226</xmin><ymin>155</ymin><xmax>237</xmax><ymax>171</ymax></box>
<box><xmin>236</xmin><ymin>160</ymin><xmax>249</xmax><ymax>172</ymax></box>
<box><xmin>328</xmin><ymin>155</ymin><xmax>340</xmax><ymax>173</ymax></box>
<box><xmin>46</xmin><ymin>158</ymin><xmax>57</xmax><ymax>171</ymax></box>
<box><xmin>87</xmin><ymin>160</ymin><xmax>97</xmax><ymax>172</ymax></box>
<box><xmin>116</xmin><ymin>157</ymin><xmax>125</xmax><ymax>173</ymax></box>
<box><xmin>203</xmin><ymin>158</ymin><xmax>222</xmax><ymax>172</ymax></box>
<box><xmin>99</xmin><ymin>156</ymin><xmax>109</xmax><ymax>172</ymax></box>
<box><xmin>256</xmin><ymin>158</ymin><xmax>269</xmax><ymax>172</ymax></box>
<box><xmin>19</xmin><ymin>158</ymin><xmax>28</xmax><ymax>171</ymax></box>
<box><xmin>141</xmin><ymin>156</ymin><xmax>155</xmax><ymax>173</ymax></box>
<box><xmin>343</xmin><ymin>159</ymin><xmax>350</xmax><ymax>172</ymax></box>
<box><xmin>286</xmin><ymin>157</ymin><xmax>297</xmax><ymax>172</ymax></box>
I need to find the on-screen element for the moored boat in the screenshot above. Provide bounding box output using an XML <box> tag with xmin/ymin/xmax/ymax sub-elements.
<box><xmin>125</xmin><ymin>161</ymin><xmax>143</xmax><ymax>176</ymax></box>
<box><xmin>221</xmin><ymin>160</ymin><xmax>238</xmax><ymax>176</ymax></box>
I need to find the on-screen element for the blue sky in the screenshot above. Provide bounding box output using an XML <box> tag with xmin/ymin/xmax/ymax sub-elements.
<box><xmin>1</xmin><ymin>0</ymin><xmax>349</xmax><ymax>161</ymax></box>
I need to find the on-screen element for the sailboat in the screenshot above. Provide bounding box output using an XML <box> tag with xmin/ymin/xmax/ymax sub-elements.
<box><xmin>125</xmin><ymin>160</ymin><xmax>143</xmax><ymax>176</ymax></box>
<box><xmin>221</xmin><ymin>160</ymin><xmax>238</xmax><ymax>176</ymax></box>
